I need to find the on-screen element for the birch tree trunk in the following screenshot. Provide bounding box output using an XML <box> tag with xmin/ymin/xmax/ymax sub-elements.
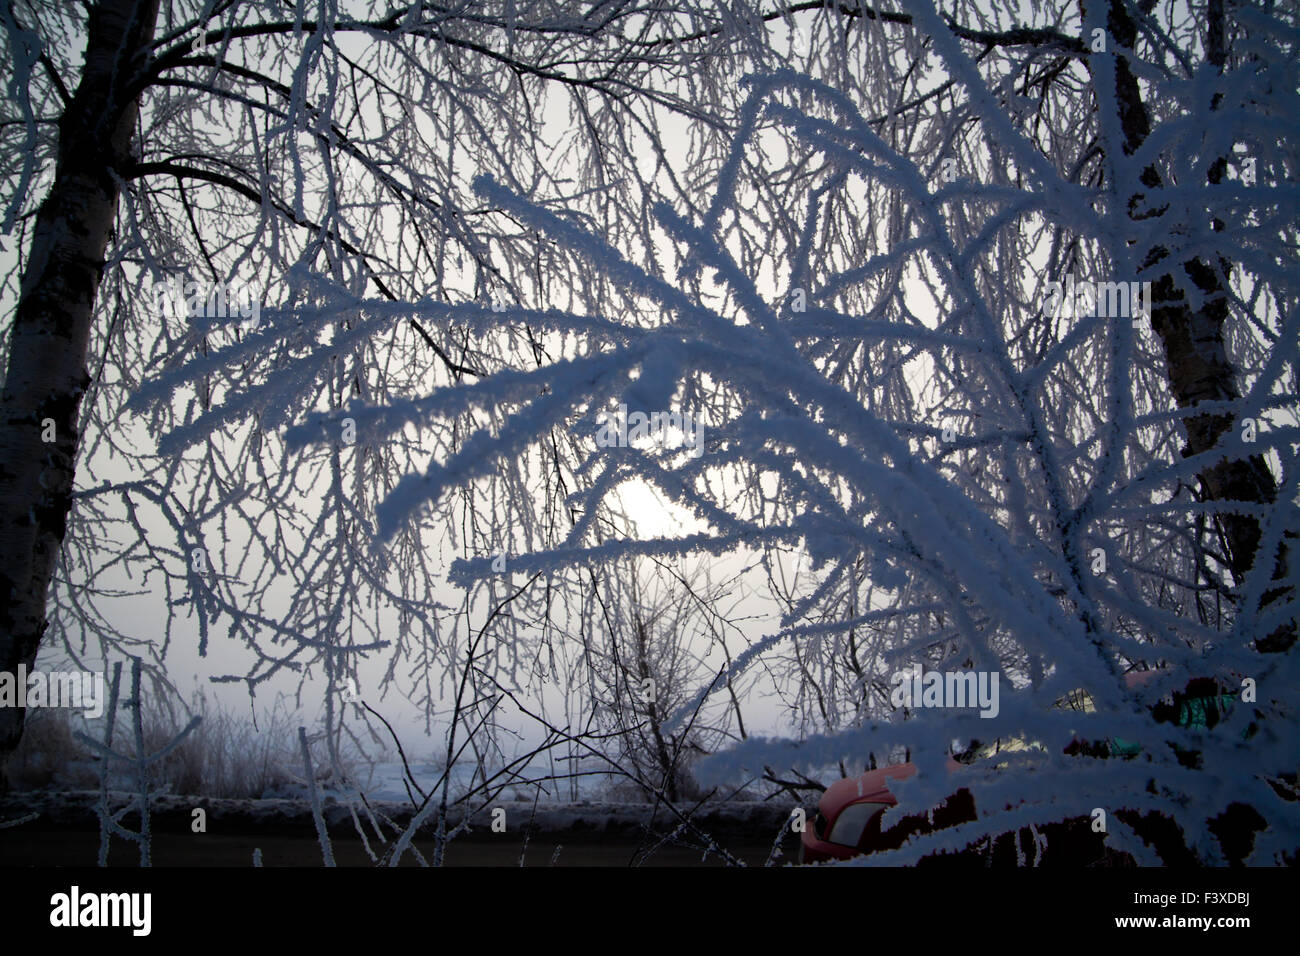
<box><xmin>1090</xmin><ymin>0</ymin><xmax>1293</xmax><ymax>652</ymax></box>
<box><xmin>0</xmin><ymin>0</ymin><xmax>160</xmax><ymax>782</ymax></box>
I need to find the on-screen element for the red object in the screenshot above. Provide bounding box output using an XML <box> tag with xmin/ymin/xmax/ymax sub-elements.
<box><xmin>1124</xmin><ymin>669</ymin><xmax>1161</xmax><ymax>690</ymax></box>
<box><xmin>798</xmin><ymin>761</ymin><xmax>972</xmax><ymax>864</ymax></box>
<box><xmin>797</xmin><ymin>672</ymin><xmax>1221</xmax><ymax>864</ymax></box>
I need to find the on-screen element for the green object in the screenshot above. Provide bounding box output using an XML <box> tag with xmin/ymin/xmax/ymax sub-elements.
<box><xmin>1108</xmin><ymin>736</ymin><xmax>1142</xmax><ymax>757</ymax></box>
<box><xmin>1177</xmin><ymin>694</ymin><xmax>1236</xmax><ymax>730</ymax></box>
<box><xmin>1107</xmin><ymin>693</ymin><xmax>1243</xmax><ymax>757</ymax></box>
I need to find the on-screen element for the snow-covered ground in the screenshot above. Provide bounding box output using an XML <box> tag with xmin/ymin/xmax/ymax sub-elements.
<box><xmin>0</xmin><ymin>787</ymin><xmax>796</xmax><ymax>839</ymax></box>
<box><xmin>346</xmin><ymin>758</ymin><xmax>617</xmax><ymax>805</ymax></box>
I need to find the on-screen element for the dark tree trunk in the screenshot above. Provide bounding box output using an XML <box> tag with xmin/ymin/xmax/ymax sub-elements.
<box><xmin>1089</xmin><ymin>0</ymin><xmax>1293</xmax><ymax>651</ymax></box>
<box><xmin>0</xmin><ymin>0</ymin><xmax>160</xmax><ymax>784</ymax></box>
